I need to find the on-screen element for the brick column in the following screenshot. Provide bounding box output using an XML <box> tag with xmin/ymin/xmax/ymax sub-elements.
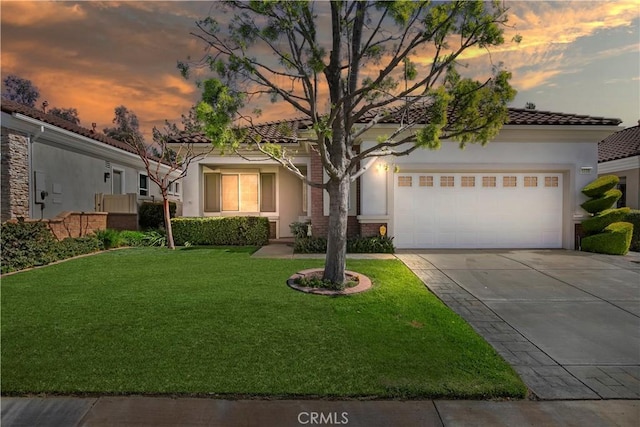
<box><xmin>1</xmin><ymin>128</ymin><xmax>30</xmax><ymax>221</ymax></box>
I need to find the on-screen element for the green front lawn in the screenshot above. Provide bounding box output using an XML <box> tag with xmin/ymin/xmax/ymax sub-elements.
<box><xmin>1</xmin><ymin>247</ymin><xmax>526</xmax><ymax>399</ymax></box>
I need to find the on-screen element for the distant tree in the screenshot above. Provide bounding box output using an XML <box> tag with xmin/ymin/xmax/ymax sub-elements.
<box><xmin>104</xmin><ymin>105</ymin><xmax>144</xmax><ymax>142</ymax></box>
<box><xmin>1</xmin><ymin>75</ymin><xmax>40</xmax><ymax>107</ymax></box>
<box><xmin>48</xmin><ymin>107</ymin><xmax>81</xmax><ymax>125</ymax></box>
<box><xmin>123</xmin><ymin>105</ymin><xmax>214</xmax><ymax>250</ymax></box>
<box><xmin>525</xmin><ymin>102</ymin><xmax>536</xmax><ymax>110</ymax></box>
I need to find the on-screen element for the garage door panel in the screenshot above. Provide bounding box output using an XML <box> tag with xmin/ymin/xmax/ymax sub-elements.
<box><xmin>393</xmin><ymin>172</ymin><xmax>563</xmax><ymax>249</ymax></box>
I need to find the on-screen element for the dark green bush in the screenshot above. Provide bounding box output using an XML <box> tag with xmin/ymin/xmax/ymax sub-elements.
<box><xmin>1</xmin><ymin>221</ymin><xmax>103</xmax><ymax>274</ymax></box>
<box><xmin>293</xmin><ymin>235</ymin><xmax>395</xmax><ymax>254</ymax></box>
<box><xmin>1</xmin><ymin>221</ymin><xmax>59</xmax><ymax>273</ymax></box>
<box><xmin>139</xmin><ymin>202</ymin><xmax>177</xmax><ymax>230</ymax></box>
<box><xmin>580</xmin><ymin>189</ymin><xmax>622</xmax><ymax>214</ymax></box>
<box><xmin>294</xmin><ymin>236</ymin><xmax>328</xmax><ymax>254</ymax></box>
<box><xmin>289</xmin><ymin>221</ymin><xmax>311</xmax><ymax>239</ymax></box>
<box><xmin>625</xmin><ymin>210</ymin><xmax>640</xmax><ymax>252</ymax></box>
<box><xmin>581</xmin><ymin>175</ymin><xmax>619</xmax><ymax>198</ymax></box>
<box><xmin>581</xmin><ymin>222</ymin><xmax>633</xmax><ymax>255</ymax></box>
<box><xmin>582</xmin><ymin>207</ymin><xmax>631</xmax><ymax>234</ymax></box>
<box><xmin>171</xmin><ymin>217</ymin><xmax>270</xmax><ymax>246</ymax></box>
<box><xmin>56</xmin><ymin>236</ymin><xmax>103</xmax><ymax>258</ymax></box>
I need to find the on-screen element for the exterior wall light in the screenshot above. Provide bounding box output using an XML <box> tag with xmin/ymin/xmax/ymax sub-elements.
<box><xmin>104</xmin><ymin>172</ymin><xmax>111</xmax><ymax>182</ymax></box>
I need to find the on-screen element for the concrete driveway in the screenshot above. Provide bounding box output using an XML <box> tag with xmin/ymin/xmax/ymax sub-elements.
<box><xmin>396</xmin><ymin>249</ymin><xmax>640</xmax><ymax>400</ymax></box>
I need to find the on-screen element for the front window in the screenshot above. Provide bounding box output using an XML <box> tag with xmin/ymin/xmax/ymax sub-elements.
<box><xmin>205</xmin><ymin>172</ymin><xmax>275</xmax><ymax>213</ymax></box>
<box><xmin>139</xmin><ymin>173</ymin><xmax>148</xmax><ymax>196</ymax></box>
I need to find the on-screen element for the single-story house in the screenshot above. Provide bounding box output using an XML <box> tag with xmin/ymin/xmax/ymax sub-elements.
<box><xmin>173</xmin><ymin>106</ymin><xmax>621</xmax><ymax>249</ymax></box>
<box><xmin>598</xmin><ymin>122</ymin><xmax>640</xmax><ymax>209</ymax></box>
<box><xmin>1</xmin><ymin>99</ymin><xmax>182</xmax><ymax>227</ymax></box>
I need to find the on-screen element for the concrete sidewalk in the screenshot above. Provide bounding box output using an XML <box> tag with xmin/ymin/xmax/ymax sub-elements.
<box><xmin>2</xmin><ymin>396</ymin><xmax>639</xmax><ymax>426</ymax></box>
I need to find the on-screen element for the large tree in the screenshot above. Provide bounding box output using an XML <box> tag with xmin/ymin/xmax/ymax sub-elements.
<box><xmin>1</xmin><ymin>74</ymin><xmax>40</xmax><ymax>107</ymax></box>
<box><xmin>104</xmin><ymin>105</ymin><xmax>144</xmax><ymax>142</ymax></box>
<box><xmin>186</xmin><ymin>0</ymin><xmax>516</xmax><ymax>284</ymax></box>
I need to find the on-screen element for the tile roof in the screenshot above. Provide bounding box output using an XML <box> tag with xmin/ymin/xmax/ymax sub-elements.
<box><xmin>173</xmin><ymin>105</ymin><xmax>621</xmax><ymax>144</ymax></box>
<box><xmin>1</xmin><ymin>99</ymin><xmax>139</xmax><ymax>156</ymax></box>
<box><xmin>598</xmin><ymin>124</ymin><xmax>640</xmax><ymax>163</ymax></box>
<box><xmin>365</xmin><ymin>103</ymin><xmax>622</xmax><ymax>126</ymax></box>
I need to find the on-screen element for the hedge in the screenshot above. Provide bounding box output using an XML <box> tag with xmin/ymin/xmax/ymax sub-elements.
<box><xmin>1</xmin><ymin>221</ymin><xmax>103</xmax><ymax>274</ymax></box>
<box><xmin>581</xmin><ymin>175</ymin><xmax>619</xmax><ymax>198</ymax></box>
<box><xmin>294</xmin><ymin>235</ymin><xmax>395</xmax><ymax>254</ymax></box>
<box><xmin>139</xmin><ymin>202</ymin><xmax>177</xmax><ymax>230</ymax></box>
<box><xmin>581</xmin><ymin>222</ymin><xmax>633</xmax><ymax>255</ymax></box>
<box><xmin>580</xmin><ymin>189</ymin><xmax>622</xmax><ymax>214</ymax></box>
<box><xmin>581</xmin><ymin>207</ymin><xmax>631</xmax><ymax>234</ymax></box>
<box><xmin>171</xmin><ymin>217</ymin><xmax>270</xmax><ymax>246</ymax></box>
<box><xmin>625</xmin><ymin>210</ymin><xmax>640</xmax><ymax>252</ymax></box>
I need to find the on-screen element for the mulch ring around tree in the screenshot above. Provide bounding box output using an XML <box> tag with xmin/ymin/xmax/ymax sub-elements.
<box><xmin>287</xmin><ymin>268</ymin><xmax>372</xmax><ymax>296</ymax></box>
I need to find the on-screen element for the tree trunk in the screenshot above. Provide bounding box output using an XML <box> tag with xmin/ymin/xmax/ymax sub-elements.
<box><xmin>323</xmin><ymin>174</ymin><xmax>350</xmax><ymax>283</ymax></box>
<box><xmin>163</xmin><ymin>195</ymin><xmax>175</xmax><ymax>250</ymax></box>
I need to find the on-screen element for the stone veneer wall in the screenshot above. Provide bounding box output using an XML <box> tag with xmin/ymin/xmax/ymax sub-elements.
<box><xmin>1</xmin><ymin>127</ymin><xmax>30</xmax><ymax>221</ymax></box>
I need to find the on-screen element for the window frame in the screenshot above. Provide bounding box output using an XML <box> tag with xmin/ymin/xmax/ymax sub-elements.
<box><xmin>138</xmin><ymin>173</ymin><xmax>149</xmax><ymax>197</ymax></box>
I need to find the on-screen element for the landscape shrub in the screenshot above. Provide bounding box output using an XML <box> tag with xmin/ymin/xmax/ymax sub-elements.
<box><xmin>581</xmin><ymin>222</ymin><xmax>633</xmax><ymax>255</ymax></box>
<box><xmin>293</xmin><ymin>235</ymin><xmax>395</xmax><ymax>254</ymax></box>
<box><xmin>289</xmin><ymin>221</ymin><xmax>311</xmax><ymax>239</ymax></box>
<box><xmin>119</xmin><ymin>230</ymin><xmax>167</xmax><ymax>247</ymax></box>
<box><xmin>1</xmin><ymin>221</ymin><xmax>59</xmax><ymax>273</ymax></box>
<box><xmin>625</xmin><ymin>210</ymin><xmax>640</xmax><ymax>252</ymax></box>
<box><xmin>94</xmin><ymin>229</ymin><xmax>124</xmax><ymax>249</ymax></box>
<box><xmin>139</xmin><ymin>202</ymin><xmax>177</xmax><ymax>230</ymax></box>
<box><xmin>1</xmin><ymin>221</ymin><xmax>103</xmax><ymax>274</ymax></box>
<box><xmin>56</xmin><ymin>236</ymin><xmax>103</xmax><ymax>258</ymax></box>
<box><xmin>580</xmin><ymin>189</ymin><xmax>623</xmax><ymax>214</ymax></box>
<box><xmin>171</xmin><ymin>217</ymin><xmax>270</xmax><ymax>246</ymax></box>
<box><xmin>581</xmin><ymin>207</ymin><xmax>631</xmax><ymax>234</ymax></box>
<box><xmin>581</xmin><ymin>175</ymin><xmax>619</xmax><ymax>198</ymax></box>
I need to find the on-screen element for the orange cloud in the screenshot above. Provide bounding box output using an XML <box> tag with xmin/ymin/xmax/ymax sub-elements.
<box><xmin>1</xmin><ymin>1</ymin><xmax>86</xmax><ymax>26</ymax></box>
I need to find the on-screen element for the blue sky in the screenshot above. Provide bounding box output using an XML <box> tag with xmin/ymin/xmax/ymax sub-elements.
<box><xmin>1</xmin><ymin>1</ymin><xmax>638</xmax><ymax>136</ymax></box>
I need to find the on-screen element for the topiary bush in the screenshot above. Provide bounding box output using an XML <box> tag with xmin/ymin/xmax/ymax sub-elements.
<box><xmin>581</xmin><ymin>222</ymin><xmax>634</xmax><ymax>255</ymax></box>
<box><xmin>580</xmin><ymin>189</ymin><xmax>623</xmax><ymax>214</ymax></box>
<box><xmin>579</xmin><ymin>176</ymin><xmax>631</xmax><ymax>255</ymax></box>
<box><xmin>581</xmin><ymin>175</ymin><xmax>619</xmax><ymax>198</ymax></box>
<box><xmin>139</xmin><ymin>202</ymin><xmax>177</xmax><ymax>230</ymax></box>
<box><xmin>171</xmin><ymin>217</ymin><xmax>270</xmax><ymax>246</ymax></box>
<box><xmin>582</xmin><ymin>207</ymin><xmax>631</xmax><ymax>234</ymax></box>
<box><xmin>625</xmin><ymin>210</ymin><xmax>640</xmax><ymax>252</ymax></box>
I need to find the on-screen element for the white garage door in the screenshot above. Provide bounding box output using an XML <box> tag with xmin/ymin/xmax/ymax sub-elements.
<box><xmin>393</xmin><ymin>173</ymin><xmax>563</xmax><ymax>249</ymax></box>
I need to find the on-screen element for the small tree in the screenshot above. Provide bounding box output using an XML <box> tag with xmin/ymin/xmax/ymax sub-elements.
<box><xmin>186</xmin><ymin>0</ymin><xmax>517</xmax><ymax>284</ymax></box>
<box><xmin>2</xmin><ymin>74</ymin><xmax>40</xmax><ymax>107</ymax></box>
<box><xmin>123</xmin><ymin>107</ymin><xmax>215</xmax><ymax>250</ymax></box>
<box><xmin>49</xmin><ymin>107</ymin><xmax>81</xmax><ymax>125</ymax></box>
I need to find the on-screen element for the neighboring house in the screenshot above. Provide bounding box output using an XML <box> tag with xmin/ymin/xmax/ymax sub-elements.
<box><xmin>175</xmin><ymin>105</ymin><xmax>621</xmax><ymax>250</ymax></box>
<box><xmin>1</xmin><ymin>99</ymin><xmax>182</xmax><ymax>226</ymax></box>
<box><xmin>598</xmin><ymin>123</ymin><xmax>640</xmax><ymax>209</ymax></box>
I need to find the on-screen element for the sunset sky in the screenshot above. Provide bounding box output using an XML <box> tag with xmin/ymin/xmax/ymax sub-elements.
<box><xmin>1</xmin><ymin>1</ymin><xmax>639</xmax><ymax>139</ymax></box>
